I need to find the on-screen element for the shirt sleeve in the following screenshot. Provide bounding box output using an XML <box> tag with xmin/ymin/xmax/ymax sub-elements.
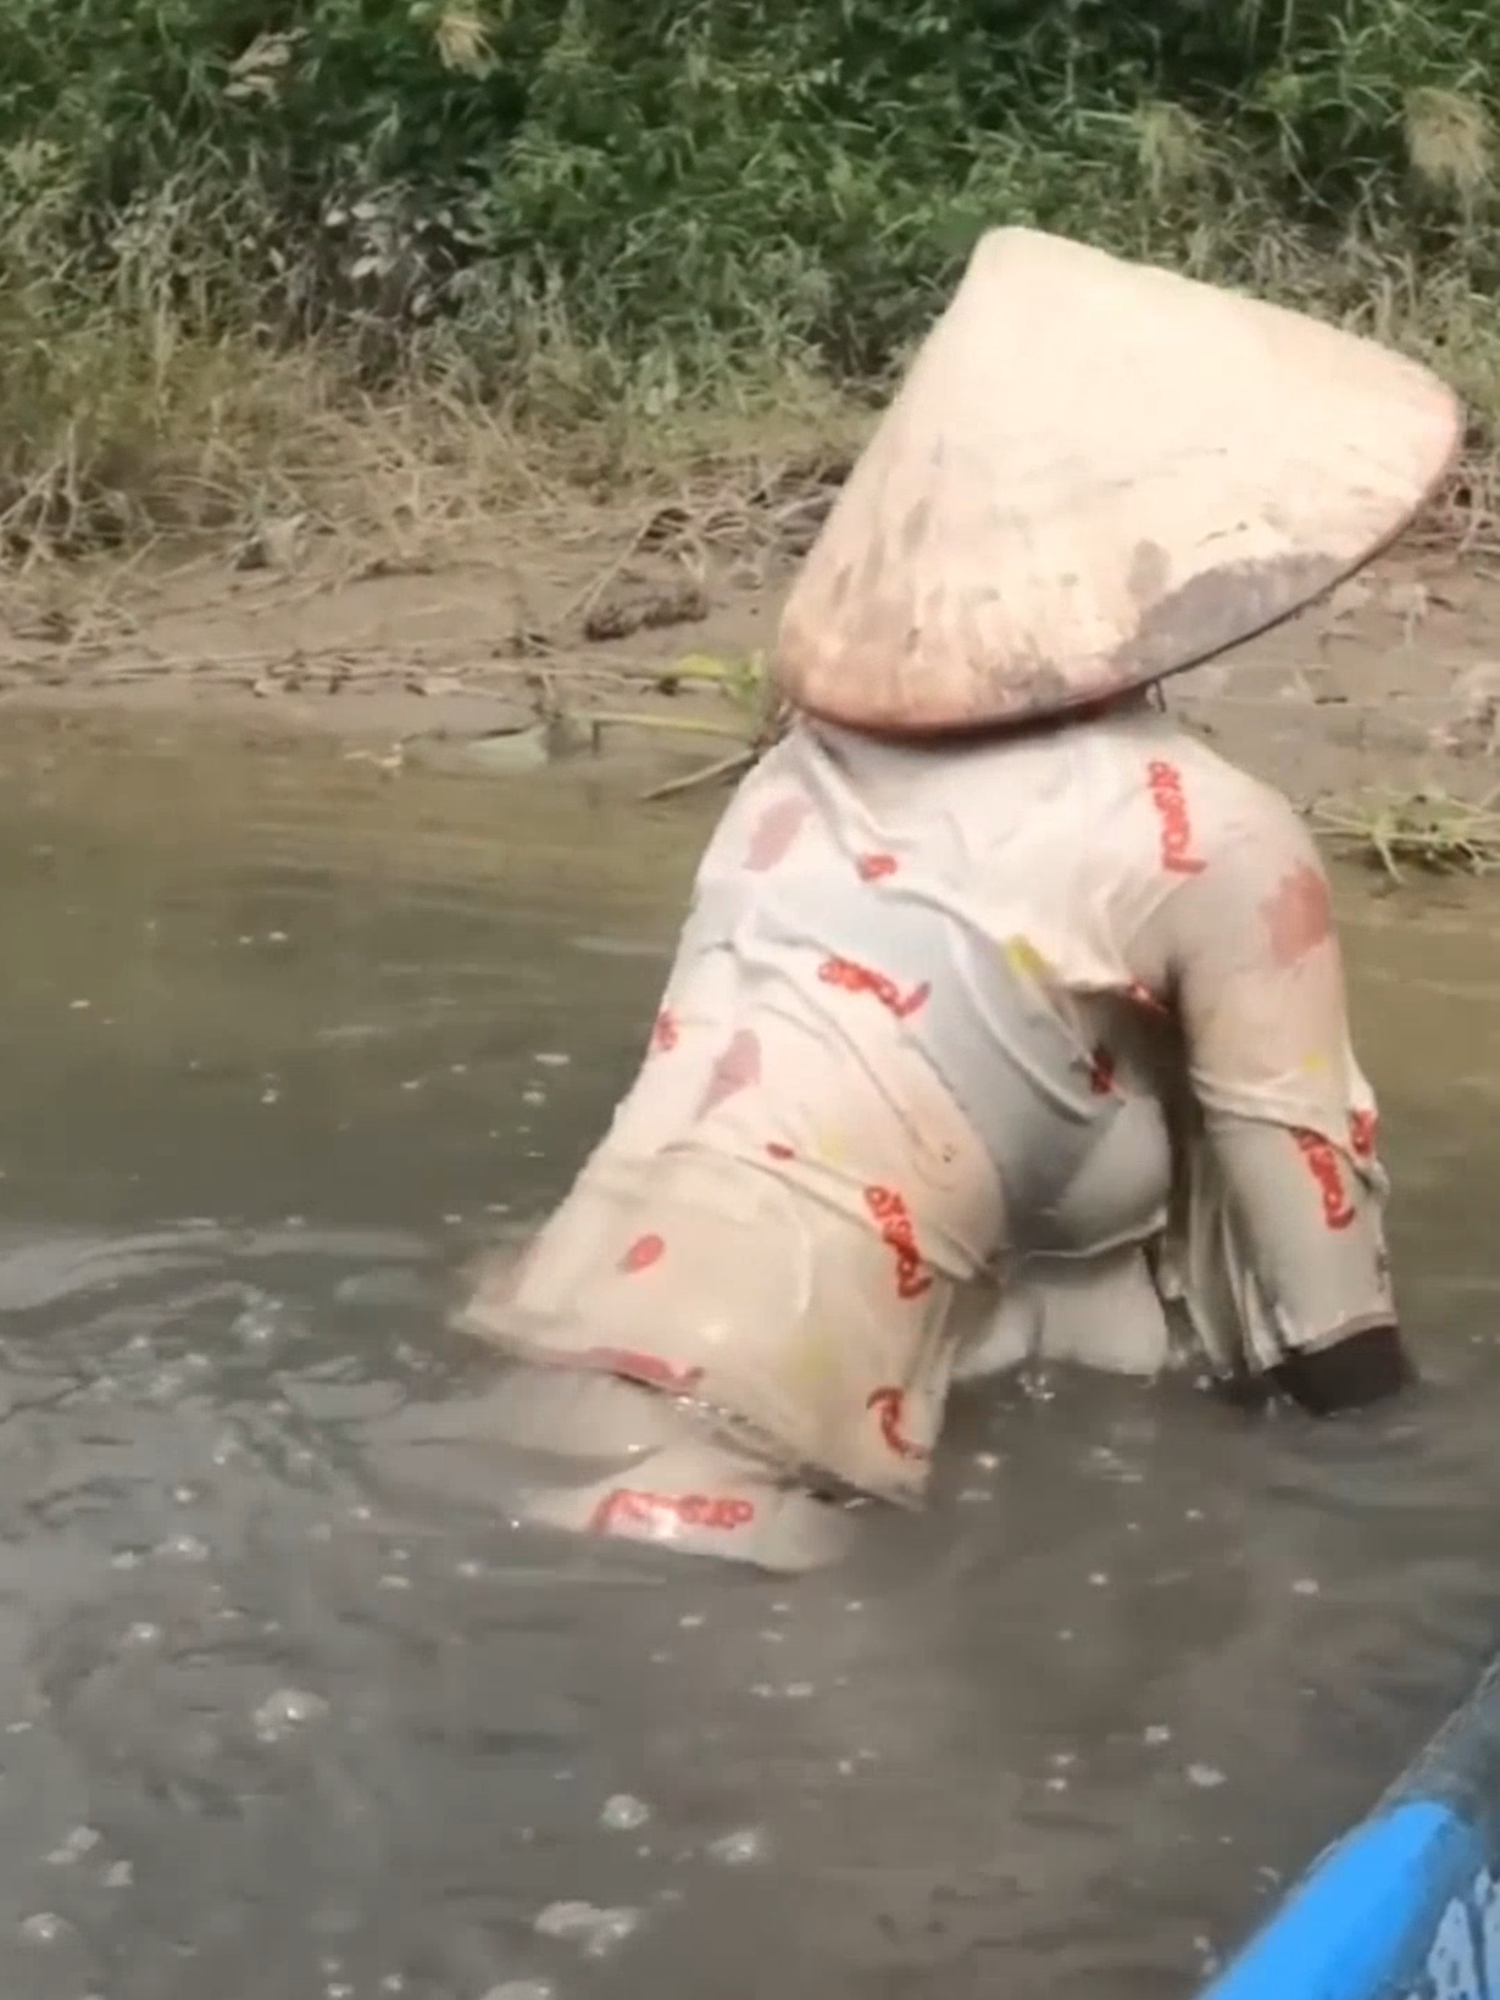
<box><xmin>1132</xmin><ymin>755</ymin><xmax>1396</xmax><ymax>1364</ymax></box>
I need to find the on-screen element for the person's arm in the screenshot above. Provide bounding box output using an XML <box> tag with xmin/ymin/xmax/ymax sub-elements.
<box><xmin>1137</xmin><ymin>763</ymin><xmax>1408</xmax><ymax>1415</ymax></box>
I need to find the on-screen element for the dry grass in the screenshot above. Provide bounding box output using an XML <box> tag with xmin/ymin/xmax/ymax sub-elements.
<box><xmin>5</xmin><ymin>245</ymin><xmax>1500</xmax><ymax>626</ymax></box>
<box><xmin>1310</xmin><ymin>787</ymin><xmax>1500</xmax><ymax>881</ymax></box>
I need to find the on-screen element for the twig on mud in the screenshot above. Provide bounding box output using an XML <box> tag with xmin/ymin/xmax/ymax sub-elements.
<box><xmin>639</xmin><ymin>747</ymin><xmax>757</xmax><ymax>803</ymax></box>
<box><xmin>551</xmin><ymin>504</ymin><xmax>663</xmax><ymax>632</ymax></box>
<box><xmin>585</xmin><ymin>708</ymin><xmax>753</xmax><ymax>746</ymax></box>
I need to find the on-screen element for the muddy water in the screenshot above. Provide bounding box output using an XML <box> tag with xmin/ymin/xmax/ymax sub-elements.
<box><xmin>0</xmin><ymin>714</ymin><xmax>1495</xmax><ymax>2000</ymax></box>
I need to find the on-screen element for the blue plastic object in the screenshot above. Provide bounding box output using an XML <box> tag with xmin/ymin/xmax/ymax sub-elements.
<box><xmin>1198</xmin><ymin>1659</ymin><xmax>1500</xmax><ymax>2000</ymax></box>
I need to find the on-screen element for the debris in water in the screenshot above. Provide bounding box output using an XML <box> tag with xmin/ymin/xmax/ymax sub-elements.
<box><xmin>154</xmin><ymin>1533</ymin><xmax>211</xmax><ymax>1564</ymax></box>
<box><xmin>533</xmin><ymin>1901</ymin><xmax>641</xmax><ymax>1957</ymax></box>
<box><xmin>707</xmin><ymin>1827</ymin><xmax>768</xmax><ymax>1866</ymax></box>
<box><xmin>18</xmin><ymin>1912</ymin><xmax>68</xmax><ymax>1944</ymax></box>
<box><xmin>600</xmin><ymin>1794</ymin><xmax>651</xmax><ymax>1832</ymax></box>
<box><xmin>253</xmin><ymin>1687</ymin><xmax>330</xmax><ymax>1743</ymax></box>
<box><xmin>46</xmin><ymin>1826</ymin><xmax>101</xmax><ymax>1865</ymax></box>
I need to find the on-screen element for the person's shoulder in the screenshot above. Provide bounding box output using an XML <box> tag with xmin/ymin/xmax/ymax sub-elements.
<box><xmin>1121</xmin><ymin>714</ymin><xmax>1307</xmax><ymax>853</ymax></box>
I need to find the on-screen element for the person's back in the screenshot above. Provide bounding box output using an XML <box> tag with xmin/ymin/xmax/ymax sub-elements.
<box><xmin>461</xmin><ymin>702</ymin><xmax>1391</xmax><ymax>1557</ymax></box>
<box><xmin>453</xmin><ymin>225</ymin><xmax>1459</xmax><ymax>1569</ymax></box>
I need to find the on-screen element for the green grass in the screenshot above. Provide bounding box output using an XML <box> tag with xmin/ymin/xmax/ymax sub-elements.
<box><xmin>3</xmin><ymin>0</ymin><xmax>1500</xmax><ymax>558</ymax></box>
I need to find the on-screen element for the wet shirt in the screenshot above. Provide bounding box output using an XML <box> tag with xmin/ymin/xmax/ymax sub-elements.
<box><xmin>478</xmin><ymin>707</ymin><xmax>1394</xmax><ymax>1501</ymax></box>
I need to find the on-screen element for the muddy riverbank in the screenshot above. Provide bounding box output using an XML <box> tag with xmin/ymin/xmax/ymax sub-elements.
<box><xmin>1</xmin><ymin>512</ymin><xmax>1498</xmax><ymax>811</ymax></box>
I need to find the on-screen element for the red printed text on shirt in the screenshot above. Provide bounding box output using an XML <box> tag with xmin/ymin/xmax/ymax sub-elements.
<box><xmin>818</xmin><ymin>955</ymin><xmax>930</xmax><ymax>1021</ymax></box>
<box><xmin>589</xmin><ymin>1489</ymin><xmax>757</xmax><ymax>1537</ymax></box>
<box><xmin>1293</xmin><ymin>1128</ymin><xmax>1357</xmax><ymax>1230</ymax></box>
<box><xmin>862</xmin><ymin>1183</ymin><xmax>933</xmax><ymax>1300</ymax></box>
<box><xmin>1147</xmin><ymin>759</ymin><xmax>1207</xmax><ymax>877</ymax></box>
<box><xmin>866</xmin><ymin>1385</ymin><xmax>931</xmax><ymax>1461</ymax></box>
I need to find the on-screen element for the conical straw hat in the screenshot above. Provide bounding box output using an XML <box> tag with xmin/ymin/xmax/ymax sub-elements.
<box><xmin>775</xmin><ymin>228</ymin><xmax>1463</xmax><ymax>733</ymax></box>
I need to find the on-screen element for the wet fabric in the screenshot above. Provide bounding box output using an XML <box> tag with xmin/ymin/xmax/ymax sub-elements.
<box><xmin>775</xmin><ymin>227</ymin><xmax>1461</xmax><ymax>733</ymax></box>
<box><xmin>459</xmin><ymin>705</ymin><xmax>1394</xmax><ymax>1562</ymax></box>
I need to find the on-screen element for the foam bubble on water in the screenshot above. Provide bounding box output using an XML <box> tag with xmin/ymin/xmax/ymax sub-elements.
<box><xmin>533</xmin><ymin>1052</ymin><xmax>570</xmax><ymax>1067</ymax></box>
<box><xmin>103</xmin><ymin>1860</ymin><xmax>133</xmax><ymax>1889</ymax></box>
<box><xmin>482</xmin><ymin>1982</ymin><xmax>555</xmax><ymax>2000</ymax></box>
<box><xmin>678</xmin><ymin>1612</ymin><xmax>705</xmax><ymax>1629</ymax></box>
<box><xmin>600</xmin><ymin>1794</ymin><xmax>651</xmax><ymax>1832</ymax></box>
<box><xmin>378</xmin><ymin>1574</ymin><xmax>412</xmax><ymax>1592</ymax></box>
<box><xmin>522</xmin><ymin>1089</ymin><xmax>547</xmax><ymax>1107</ymax></box>
<box><xmin>46</xmin><ymin>1826</ymin><xmax>101</xmax><ymax>1866</ymax></box>
<box><xmin>212</xmin><ymin>1428</ymin><xmax>245</xmax><ymax>1467</ymax></box>
<box><xmin>1088</xmin><ymin>1572</ymin><xmax>1109</xmax><ymax>1587</ymax></box>
<box><xmin>707</xmin><ymin>1827</ymin><xmax>768</xmax><ymax>1866</ymax></box>
<box><xmin>1143</xmin><ymin>1724</ymin><xmax>1173</xmax><ymax>1747</ymax></box>
<box><xmin>1187</xmin><ymin>1763</ymin><xmax>1227</xmax><ymax>1790</ymax></box>
<box><xmin>18</xmin><ymin>1911</ymin><xmax>68</xmax><ymax>1943</ymax></box>
<box><xmin>233</xmin><ymin>1295</ymin><xmax>296</xmax><ymax>1350</ymax></box>
<box><xmin>123</xmin><ymin>1620</ymin><xmax>161</xmax><ymax>1649</ymax></box>
<box><xmin>534</xmin><ymin>1902</ymin><xmax>641</xmax><ymax>1958</ymax></box>
<box><xmin>110</xmin><ymin>1550</ymin><xmax>143</xmax><ymax>1572</ymax></box>
<box><xmin>253</xmin><ymin>1688</ymin><xmax>330</xmax><ymax>1743</ymax></box>
<box><xmin>154</xmin><ymin>1533</ymin><xmax>211</xmax><ymax>1564</ymax></box>
<box><xmin>1291</xmin><ymin>1577</ymin><xmax>1321</xmax><ymax>1597</ymax></box>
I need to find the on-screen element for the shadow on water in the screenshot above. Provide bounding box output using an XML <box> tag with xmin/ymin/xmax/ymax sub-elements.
<box><xmin>0</xmin><ymin>713</ymin><xmax>1494</xmax><ymax>2000</ymax></box>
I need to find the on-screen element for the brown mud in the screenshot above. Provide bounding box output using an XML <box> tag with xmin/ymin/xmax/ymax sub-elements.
<box><xmin>0</xmin><ymin>497</ymin><xmax>1497</xmax><ymax>811</ymax></box>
